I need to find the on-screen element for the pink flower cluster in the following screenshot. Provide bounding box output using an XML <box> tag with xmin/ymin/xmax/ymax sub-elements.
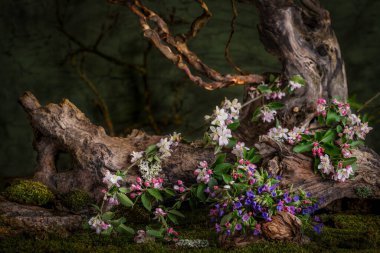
<box><xmin>129</xmin><ymin>177</ymin><xmax>164</xmax><ymax>199</ymax></box>
<box><xmin>165</xmin><ymin>227</ymin><xmax>179</xmax><ymax>241</ymax></box>
<box><xmin>332</xmin><ymin>98</ymin><xmax>351</xmax><ymax>116</ymax></box>
<box><xmin>173</xmin><ymin>180</ymin><xmax>186</xmax><ymax>193</ymax></box>
<box><xmin>316</xmin><ymin>98</ymin><xmax>327</xmax><ymax>116</ymax></box>
<box><xmin>312</xmin><ymin>142</ymin><xmax>325</xmax><ymax>157</ymax></box>
<box><xmin>194</xmin><ymin>161</ymin><xmax>213</xmax><ymax>184</ymax></box>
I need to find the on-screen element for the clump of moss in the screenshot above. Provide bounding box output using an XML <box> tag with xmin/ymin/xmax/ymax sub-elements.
<box><xmin>62</xmin><ymin>190</ymin><xmax>92</xmax><ymax>212</ymax></box>
<box><xmin>355</xmin><ymin>186</ymin><xmax>373</xmax><ymax>198</ymax></box>
<box><xmin>4</xmin><ymin>179</ymin><xmax>54</xmax><ymax>206</ymax></box>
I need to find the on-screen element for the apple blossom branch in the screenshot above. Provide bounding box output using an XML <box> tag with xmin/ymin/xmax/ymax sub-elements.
<box><xmin>107</xmin><ymin>0</ymin><xmax>265</xmax><ymax>90</ymax></box>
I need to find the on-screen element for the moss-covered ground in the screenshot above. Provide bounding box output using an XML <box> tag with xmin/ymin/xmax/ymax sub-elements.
<box><xmin>0</xmin><ymin>210</ymin><xmax>379</xmax><ymax>253</ymax></box>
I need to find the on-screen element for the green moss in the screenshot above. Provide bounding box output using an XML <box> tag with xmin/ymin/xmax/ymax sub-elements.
<box><xmin>1</xmin><ymin>213</ymin><xmax>379</xmax><ymax>252</ymax></box>
<box><xmin>4</xmin><ymin>179</ymin><xmax>54</xmax><ymax>206</ymax></box>
<box><xmin>62</xmin><ymin>190</ymin><xmax>92</xmax><ymax>211</ymax></box>
<box><xmin>355</xmin><ymin>186</ymin><xmax>374</xmax><ymax>198</ymax></box>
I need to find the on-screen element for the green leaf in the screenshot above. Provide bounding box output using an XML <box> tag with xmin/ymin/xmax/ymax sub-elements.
<box><xmin>324</xmin><ymin>143</ymin><xmax>341</xmax><ymax>158</ymax></box>
<box><xmin>336</xmin><ymin>125</ymin><xmax>343</xmax><ymax>133</ymax></box>
<box><xmin>290</xmin><ymin>75</ymin><xmax>306</xmax><ymax>85</ymax></box>
<box><xmin>101</xmin><ymin>211</ymin><xmax>115</xmax><ymax>221</ymax></box>
<box><xmin>227</xmin><ymin>121</ymin><xmax>240</xmax><ymax>131</ymax></box>
<box><xmin>251</xmin><ymin>107</ymin><xmax>262</xmax><ymax>122</ymax></box>
<box><xmin>196</xmin><ymin>183</ymin><xmax>206</xmax><ymax>202</ymax></box>
<box><xmin>212</xmin><ymin>153</ymin><xmax>226</xmax><ymax>167</ymax></box>
<box><xmin>208</xmin><ymin>177</ymin><xmax>218</xmax><ymax>188</ymax></box>
<box><xmin>342</xmin><ymin>157</ymin><xmax>357</xmax><ymax>167</ymax></box>
<box><xmin>116</xmin><ymin>193</ymin><xmax>134</xmax><ymax>207</ymax></box>
<box><xmin>350</xmin><ymin>140</ymin><xmax>364</xmax><ymax>148</ymax></box>
<box><xmin>167</xmin><ymin>213</ymin><xmax>179</xmax><ymax>224</ymax></box>
<box><xmin>116</xmin><ymin>224</ymin><xmax>135</xmax><ymax>234</ymax></box>
<box><xmin>267</xmin><ymin>102</ymin><xmax>284</xmax><ymax>110</ymax></box>
<box><xmin>101</xmin><ymin>227</ymin><xmax>113</xmax><ymax>236</ymax></box>
<box><xmin>147</xmin><ymin>229</ymin><xmax>163</xmax><ymax>238</ymax></box>
<box><xmin>326</xmin><ymin>111</ymin><xmax>340</xmax><ymax>125</ymax></box>
<box><xmin>145</xmin><ymin>144</ymin><xmax>158</xmax><ymax>155</ymax></box>
<box><xmin>320</xmin><ymin>130</ymin><xmax>336</xmax><ymax>143</ymax></box>
<box><xmin>293</xmin><ymin>142</ymin><xmax>314</xmax><ymax>153</ymax></box>
<box><xmin>257</xmin><ymin>84</ymin><xmax>272</xmax><ymax>94</ymax></box>
<box><xmin>118</xmin><ymin>187</ymin><xmax>129</xmax><ymax>194</ymax></box>
<box><xmin>222</xmin><ymin>174</ymin><xmax>233</xmax><ymax>184</ymax></box>
<box><xmin>141</xmin><ymin>193</ymin><xmax>152</xmax><ymax>211</ymax></box>
<box><xmin>147</xmin><ymin>188</ymin><xmax>163</xmax><ymax>201</ymax></box>
<box><xmin>168</xmin><ymin>210</ymin><xmax>185</xmax><ymax>218</ymax></box>
<box><xmin>250</xmin><ymin>154</ymin><xmax>261</xmax><ymax>164</ymax></box>
<box><xmin>164</xmin><ymin>188</ymin><xmax>176</xmax><ymax>197</ymax></box>
<box><xmin>220</xmin><ymin>212</ymin><xmax>233</xmax><ymax>226</ymax></box>
<box><xmin>226</xmin><ymin>138</ymin><xmax>237</xmax><ymax>149</ymax></box>
<box><xmin>214</xmin><ymin>163</ymin><xmax>232</xmax><ymax>176</ymax></box>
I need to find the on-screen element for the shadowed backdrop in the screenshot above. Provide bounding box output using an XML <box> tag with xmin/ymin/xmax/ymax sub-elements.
<box><xmin>0</xmin><ymin>0</ymin><xmax>379</xmax><ymax>181</ymax></box>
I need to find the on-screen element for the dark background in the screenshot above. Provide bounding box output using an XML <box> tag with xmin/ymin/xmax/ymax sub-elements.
<box><xmin>0</xmin><ymin>0</ymin><xmax>379</xmax><ymax>180</ymax></box>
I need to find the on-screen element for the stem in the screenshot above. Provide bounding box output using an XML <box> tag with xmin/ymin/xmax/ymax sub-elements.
<box><xmin>357</xmin><ymin>92</ymin><xmax>380</xmax><ymax>112</ymax></box>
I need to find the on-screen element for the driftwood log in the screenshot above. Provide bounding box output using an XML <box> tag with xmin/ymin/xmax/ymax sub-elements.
<box><xmin>18</xmin><ymin>91</ymin><xmax>380</xmax><ymax>208</ymax></box>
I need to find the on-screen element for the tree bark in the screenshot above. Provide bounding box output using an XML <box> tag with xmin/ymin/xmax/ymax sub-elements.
<box><xmin>18</xmin><ymin>92</ymin><xmax>380</xmax><ymax>209</ymax></box>
<box><xmin>239</xmin><ymin>0</ymin><xmax>348</xmax><ymax>143</ymax></box>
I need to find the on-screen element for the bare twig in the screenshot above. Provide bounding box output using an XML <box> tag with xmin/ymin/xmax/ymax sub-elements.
<box><xmin>357</xmin><ymin>92</ymin><xmax>380</xmax><ymax>113</ymax></box>
<box><xmin>142</xmin><ymin>43</ymin><xmax>161</xmax><ymax>134</ymax></box>
<box><xmin>72</xmin><ymin>54</ymin><xmax>115</xmax><ymax>136</ymax></box>
<box><xmin>225</xmin><ymin>0</ymin><xmax>246</xmax><ymax>75</ymax></box>
<box><xmin>184</xmin><ymin>0</ymin><xmax>212</xmax><ymax>40</ymax></box>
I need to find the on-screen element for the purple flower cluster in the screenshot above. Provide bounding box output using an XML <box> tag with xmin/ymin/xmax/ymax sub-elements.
<box><xmin>207</xmin><ymin>168</ymin><xmax>319</xmax><ymax>237</ymax></box>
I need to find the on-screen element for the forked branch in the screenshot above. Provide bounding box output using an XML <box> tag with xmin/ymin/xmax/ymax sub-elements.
<box><xmin>108</xmin><ymin>0</ymin><xmax>264</xmax><ymax>90</ymax></box>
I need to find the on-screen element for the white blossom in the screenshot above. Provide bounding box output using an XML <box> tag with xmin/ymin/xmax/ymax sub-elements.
<box><xmin>157</xmin><ymin>137</ymin><xmax>173</xmax><ymax>159</ymax></box>
<box><xmin>261</xmin><ymin>108</ymin><xmax>277</xmax><ymax>123</ymax></box>
<box><xmin>102</xmin><ymin>170</ymin><xmax>123</xmax><ymax>188</ymax></box>
<box><xmin>232</xmin><ymin>142</ymin><xmax>249</xmax><ymax>158</ymax></box>
<box><xmin>289</xmin><ymin>80</ymin><xmax>302</xmax><ymax>91</ymax></box>
<box><xmin>88</xmin><ymin>217</ymin><xmax>111</xmax><ymax>234</ymax></box>
<box><xmin>216</xmin><ymin>127</ymin><xmax>232</xmax><ymax>146</ymax></box>
<box><xmin>333</xmin><ymin>165</ymin><xmax>353</xmax><ymax>182</ymax></box>
<box><xmin>317</xmin><ymin>154</ymin><xmax>334</xmax><ymax>175</ymax></box>
<box><xmin>130</xmin><ymin>151</ymin><xmax>144</xmax><ymax>163</ymax></box>
<box><xmin>268</xmin><ymin>126</ymin><xmax>289</xmax><ymax>141</ymax></box>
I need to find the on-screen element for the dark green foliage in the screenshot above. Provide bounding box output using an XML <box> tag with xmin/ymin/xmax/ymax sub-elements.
<box><xmin>62</xmin><ymin>190</ymin><xmax>92</xmax><ymax>211</ymax></box>
<box><xmin>4</xmin><ymin>179</ymin><xmax>54</xmax><ymax>206</ymax></box>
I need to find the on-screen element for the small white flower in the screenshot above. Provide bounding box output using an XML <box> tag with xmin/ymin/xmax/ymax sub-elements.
<box><xmin>170</xmin><ymin>132</ymin><xmax>182</xmax><ymax>144</ymax></box>
<box><xmin>130</xmin><ymin>151</ymin><xmax>144</xmax><ymax>163</ymax></box>
<box><xmin>223</xmin><ymin>185</ymin><xmax>231</xmax><ymax>189</ymax></box>
<box><xmin>348</xmin><ymin>114</ymin><xmax>361</xmax><ymax>126</ymax></box>
<box><xmin>157</xmin><ymin>137</ymin><xmax>173</xmax><ymax>159</ymax></box>
<box><xmin>333</xmin><ymin>165</ymin><xmax>353</xmax><ymax>182</ymax></box>
<box><xmin>268</xmin><ymin>126</ymin><xmax>289</xmax><ymax>141</ymax></box>
<box><xmin>261</xmin><ymin>108</ymin><xmax>277</xmax><ymax>123</ymax></box>
<box><xmin>232</xmin><ymin>142</ymin><xmax>249</xmax><ymax>158</ymax></box>
<box><xmin>102</xmin><ymin>170</ymin><xmax>123</xmax><ymax>188</ymax></box>
<box><xmin>318</xmin><ymin>154</ymin><xmax>334</xmax><ymax>175</ymax></box>
<box><xmin>216</xmin><ymin>126</ymin><xmax>232</xmax><ymax>146</ymax></box>
<box><xmin>289</xmin><ymin>80</ymin><xmax>302</xmax><ymax>91</ymax></box>
<box><xmin>211</xmin><ymin>107</ymin><xmax>229</xmax><ymax>126</ymax></box>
